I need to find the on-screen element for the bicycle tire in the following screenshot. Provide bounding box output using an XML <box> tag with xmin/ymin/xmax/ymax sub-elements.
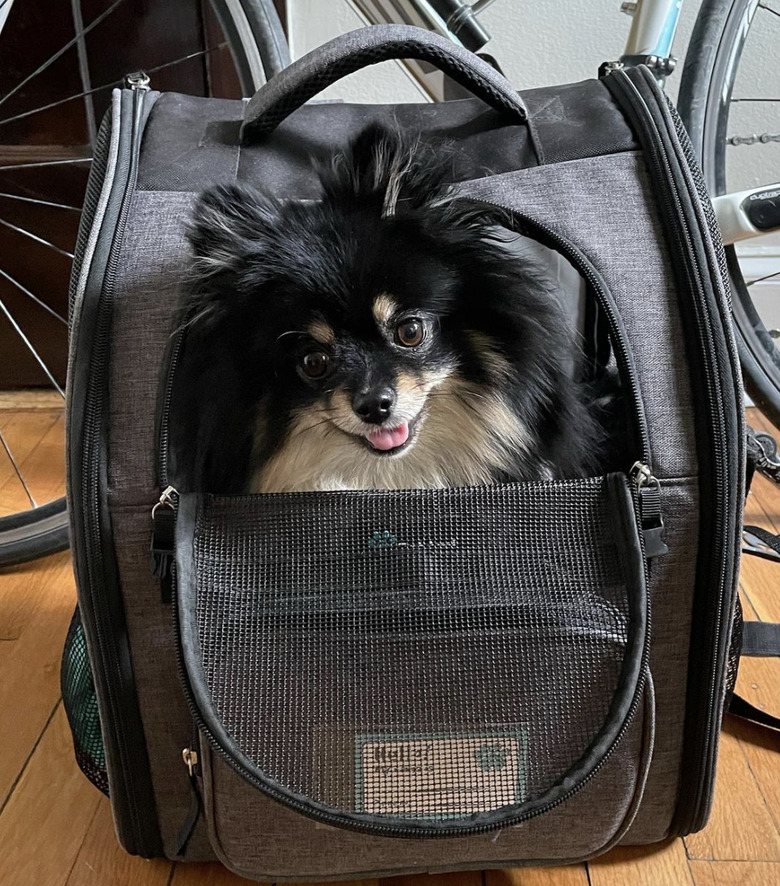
<box><xmin>0</xmin><ymin>499</ymin><xmax>69</xmax><ymax>566</ymax></box>
<box><xmin>209</xmin><ymin>0</ymin><xmax>290</xmax><ymax>92</ymax></box>
<box><xmin>677</xmin><ymin>0</ymin><xmax>780</xmax><ymax>425</ymax></box>
<box><xmin>0</xmin><ymin>0</ymin><xmax>289</xmax><ymax>566</ymax></box>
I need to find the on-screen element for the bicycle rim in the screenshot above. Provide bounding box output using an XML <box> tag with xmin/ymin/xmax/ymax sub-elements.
<box><xmin>0</xmin><ymin>0</ymin><xmax>286</xmax><ymax>565</ymax></box>
<box><xmin>678</xmin><ymin>0</ymin><xmax>780</xmax><ymax>425</ymax></box>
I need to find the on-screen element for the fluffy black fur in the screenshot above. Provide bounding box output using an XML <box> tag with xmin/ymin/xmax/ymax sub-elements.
<box><xmin>172</xmin><ymin>124</ymin><xmax>608</xmax><ymax>493</ymax></box>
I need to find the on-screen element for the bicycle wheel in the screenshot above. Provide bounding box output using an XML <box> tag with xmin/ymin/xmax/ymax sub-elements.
<box><xmin>678</xmin><ymin>0</ymin><xmax>780</xmax><ymax>425</ymax></box>
<box><xmin>0</xmin><ymin>0</ymin><xmax>287</xmax><ymax>567</ymax></box>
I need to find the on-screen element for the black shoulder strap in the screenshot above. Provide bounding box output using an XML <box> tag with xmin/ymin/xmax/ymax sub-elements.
<box><xmin>729</xmin><ymin>621</ymin><xmax>780</xmax><ymax>731</ymax></box>
<box><xmin>730</xmin><ymin>426</ymin><xmax>780</xmax><ymax>730</ymax></box>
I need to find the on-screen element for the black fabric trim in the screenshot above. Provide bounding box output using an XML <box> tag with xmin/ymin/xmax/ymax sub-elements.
<box><xmin>605</xmin><ymin>66</ymin><xmax>743</xmax><ymax>838</ymax></box>
<box><xmin>67</xmin><ymin>88</ymin><xmax>164</xmax><ymax>858</ymax></box>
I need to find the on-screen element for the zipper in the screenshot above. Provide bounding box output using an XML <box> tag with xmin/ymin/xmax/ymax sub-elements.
<box><xmin>157</xmin><ymin>321</ymin><xmax>189</xmax><ymax>490</ymax></box>
<box><xmin>74</xmin><ymin>81</ymin><xmax>162</xmax><ymax>855</ymax></box>
<box><xmin>164</xmin><ymin>477</ymin><xmax>651</xmax><ymax>839</ymax></box>
<box><xmin>604</xmin><ymin>66</ymin><xmax>741</xmax><ymax>833</ymax></box>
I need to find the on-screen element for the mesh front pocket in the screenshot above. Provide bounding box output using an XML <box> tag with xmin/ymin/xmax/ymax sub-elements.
<box><xmin>175</xmin><ymin>473</ymin><xmax>648</xmax><ymax>837</ymax></box>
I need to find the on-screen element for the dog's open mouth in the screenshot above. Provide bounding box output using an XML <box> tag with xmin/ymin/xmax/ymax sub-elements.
<box><xmin>360</xmin><ymin>413</ymin><xmax>422</xmax><ymax>456</ymax></box>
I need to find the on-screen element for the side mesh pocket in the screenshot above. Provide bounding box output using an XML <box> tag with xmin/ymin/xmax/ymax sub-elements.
<box><xmin>61</xmin><ymin>606</ymin><xmax>109</xmax><ymax>796</ymax></box>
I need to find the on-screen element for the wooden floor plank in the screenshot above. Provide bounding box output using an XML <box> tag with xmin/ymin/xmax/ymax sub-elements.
<box><xmin>380</xmin><ymin>875</ymin><xmax>480</xmax><ymax>886</ymax></box>
<box><xmin>0</xmin><ymin>390</ymin><xmax>65</xmax><ymax>411</ymax></box>
<box><xmin>689</xmin><ymin>859</ymin><xmax>780</xmax><ymax>885</ymax></box>
<box><xmin>587</xmin><ymin>839</ymin><xmax>694</xmax><ymax>886</ymax></box>
<box><xmin>0</xmin><ymin>412</ymin><xmax>66</xmax><ymax>515</ymax></box>
<box><xmin>0</xmin><ymin>705</ymin><xmax>101</xmax><ymax>886</ymax></box>
<box><xmin>0</xmin><ymin>551</ymin><xmax>76</xmax><ymax>805</ymax></box>
<box><xmin>684</xmin><ymin>731</ymin><xmax>780</xmax><ymax>861</ymax></box>
<box><xmin>724</xmin><ymin>717</ymin><xmax>780</xmax><ymax>836</ymax></box>
<box><xmin>487</xmin><ymin>864</ymin><xmax>589</xmax><ymax>885</ymax></box>
<box><xmin>66</xmin><ymin>796</ymin><xmax>172</xmax><ymax>886</ymax></box>
<box><xmin>170</xmin><ymin>862</ymin><xmax>269</xmax><ymax>885</ymax></box>
<box><xmin>0</xmin><ymin>410</ymin><xmax>60</xmax><ymax>515</ymax></box>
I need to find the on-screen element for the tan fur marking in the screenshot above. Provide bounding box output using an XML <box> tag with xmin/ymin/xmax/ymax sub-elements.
<box><xmin>250</xmin><ymin>370</ymin><xmax>534</xmax><ymax>493</ymax></box>
<box><xmin>307</xmin><ymin>320</ymin><xmax>335</xmax><ymax>346</ymax></box>
<box><xmin>372</xmin><ymin>293</ymin><xmax>398</xmax><ymax>328</ymax></box>
<box><xmin>464</xmin><ymin>330</ymin><xmax>513</xmax><ymax>382</ymax></box>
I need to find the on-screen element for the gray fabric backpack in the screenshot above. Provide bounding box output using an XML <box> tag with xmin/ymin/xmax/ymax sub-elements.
<box><xmin>63</xmin><ymin>23</ymin><xmax>749</xmax><ymax>879</ymax></box>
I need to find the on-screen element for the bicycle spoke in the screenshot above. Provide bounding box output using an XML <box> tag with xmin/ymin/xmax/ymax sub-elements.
<box><xmin>70</xmin><ymin>0</ymin><xmax>97</xmax><ymax>147</ymax></box>
<box><xmin>0</xmin><ymin>80</ymin><xmax>121</xmax><ymax>128</ymax></box>
<box><xmin>759</xmin><ymin>2</ymin><xmax>780</xmax><ymax>19</ymax></box>
<box><xmin>0</xmin><ymin>0</ymin><xmax>127</xmax><ymax>112</ymax></box>
<box><xmin>0</xmin><ymin>43</ymin><xmax>227</xmax><ymax>129</ymax></box>
<box><xmin>0</xmin><ymin>268</ymin><xmax>67</xmax><ymax>325</ymax></box>
<box><xmin>0</xmin><ymin>218</ymin><xmax>74</xmax><ymax>259</ymax></box>
<box><xmin>747</xmin><ymin>270</ymin><xmax>780</xmax><ymax>287</ymax></box>
<box><xmin>0</xmin><ymin>428</ymin><xmax>37</xmax><ymax>509</ymax></box>
<box><xmin>0</xmin><ymin>157</ymin><xmax>91</xmax><ymax>171</ymax></box>
<box><xmin>0</xmin><ymin>297</ymin><xmax>64</xmax><ymax>397</ymax></box>
<box><xmin>0</xmin><ymin>192</ymin><xmax>80</xmax><ymax>211</ymax></box>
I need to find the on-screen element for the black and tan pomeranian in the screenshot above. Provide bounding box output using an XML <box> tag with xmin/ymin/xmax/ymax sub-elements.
<box><xmin>173</xmin><ymin>124</ymin><xmax>606</xmax><ymax>493</ymax></box>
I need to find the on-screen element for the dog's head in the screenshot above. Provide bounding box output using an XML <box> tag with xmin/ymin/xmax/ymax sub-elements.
<box><xmin>183</xmin><ymin>124</ymin><xmax>590</xmax><ymax>491</ymax></box>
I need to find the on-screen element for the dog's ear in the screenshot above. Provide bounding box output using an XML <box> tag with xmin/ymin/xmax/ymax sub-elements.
<box><xmin>184</xmin><ymin>183</ymin><xmax>283</xmax><ymax>328</ymax></box>
<box><xmin>320</xmin><ymin>123</ymin><xmax>451</xmax><ymax>216</ymax></box>
<box><xmin>187</xmin><ymin>182</ymin><xmax>280</xmax><ymax>277</ymax></box>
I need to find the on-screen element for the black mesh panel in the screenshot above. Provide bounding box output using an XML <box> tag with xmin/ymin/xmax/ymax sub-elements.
<box><xmin>180</xmin><ymin>476</ymin><xmax>645</xmax><ymax>833</ymax></box>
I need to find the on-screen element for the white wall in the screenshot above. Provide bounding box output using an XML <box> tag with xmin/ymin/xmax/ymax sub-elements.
<box><xmin>288</xmin><ymin>0</ymin><xmax>704</xmax><ymax>103</ymax></box>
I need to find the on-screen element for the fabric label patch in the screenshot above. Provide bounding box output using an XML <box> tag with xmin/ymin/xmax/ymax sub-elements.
<box><xmin>355</xmin><ymin>732</ymin><xmax>526</xmax><ymax>816</ymax></box>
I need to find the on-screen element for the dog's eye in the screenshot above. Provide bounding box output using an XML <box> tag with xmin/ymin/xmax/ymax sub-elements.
<box><xmin>395</xmin><ymin>318</ymin><xmax>425</xmax><ymax>348</ymax></box>
<box><xmin>300</xmin><ymin>351</ymin><xmax>330</xmax><ymax>378</ymax></box>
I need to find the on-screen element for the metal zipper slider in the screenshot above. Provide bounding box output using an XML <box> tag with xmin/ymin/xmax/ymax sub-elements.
<box><xmin>124</xmin><ymin>70</ymin><xmax>150</xmax><ymax>90</ymax></box>
<box><xmin>175</xmin><ymin>746</ymin><xmax>203</xmax><ymax>858</ymax></box>
<box><xmin>182</xmin><ymin>747</ymin><xmax>199</xmax><ymax>777</ymax></box>
<box><xmin>630</xmin><ymin>461</ymin><xmax>669</xmax><ymax>558</ymax></box>
<box><xmin>151</xmin><ymin>486</ymin><xmax>179</xmax><ymax>603</ymax></box>
<box><xmin>152</xmin><ymin>485</ymin><xmax>179</xmax><ymax>516</ymax></box>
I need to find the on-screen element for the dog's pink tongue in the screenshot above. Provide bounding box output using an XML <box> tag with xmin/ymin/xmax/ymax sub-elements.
<box><xmin>367</xmin><ymin>423</ymin><xmax>409</xmax><ymax>451</ymax></box>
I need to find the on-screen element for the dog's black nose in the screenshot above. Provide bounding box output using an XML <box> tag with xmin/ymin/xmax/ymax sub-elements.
<box><xmin>353</xmin><ymin>387</ymin><xmax>396</xmax><ymax>424</ymax></box>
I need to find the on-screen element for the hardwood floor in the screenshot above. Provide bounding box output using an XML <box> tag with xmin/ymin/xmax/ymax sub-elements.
<box><xmin>2</xmin><ymin>405</ymin><xmax>780</xmax><ymax>886</ymax></box>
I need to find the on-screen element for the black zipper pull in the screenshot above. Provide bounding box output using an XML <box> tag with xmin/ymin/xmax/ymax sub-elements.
<box><xmin>631</xmin><ymin>461</ymin><xmax>669</xmax><ymax>558</ymax></box>
<box><xmin>150</xmin><ymin>485</ymin><xmax>178</xmax><ymax>603</ymax></box>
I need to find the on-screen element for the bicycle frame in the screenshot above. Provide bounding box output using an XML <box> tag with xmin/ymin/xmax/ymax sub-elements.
<box><xmin>622</xmin><ymin>0</ymin><xmax>682</xmax><ymax>62</ymax></box>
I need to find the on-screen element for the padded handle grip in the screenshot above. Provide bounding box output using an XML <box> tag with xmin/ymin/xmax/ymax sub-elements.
<box><xmin>241</xmin><ymin>24</ymin><xmax>528</xmax><ymax>143</ymax></box>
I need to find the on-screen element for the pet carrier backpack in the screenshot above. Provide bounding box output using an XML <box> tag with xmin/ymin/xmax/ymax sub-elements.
<box><xmin>63</xmin><ymin>23</ymin><xmax>772</xmax><ymax>878</ymax></box>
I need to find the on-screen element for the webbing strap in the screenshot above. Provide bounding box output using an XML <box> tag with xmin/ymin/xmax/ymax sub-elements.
<box><xmin>744</xmin><ymin>525</ymin><xmax>780</xmax><ymax>563</ymax></box>
<box><xmin>729</xmin><ymin>693</ymin><xmax>780</xmax><ymax>732</ymax></box>
<box><xmin>729</xmin><ymin>427</ymin><xmax>780</xmax><ymax>729</ymax></box>
<box><xmin>727</xmin><ymin>615</ymin><xmax>780</xmax><ymax>729</ymax></box>
<box><xmin>741</xmin><ymin>620</ymin><xmax>780</xmax><ymax>658</ymax></box>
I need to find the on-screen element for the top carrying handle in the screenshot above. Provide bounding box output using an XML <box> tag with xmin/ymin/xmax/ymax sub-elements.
<box><xmin>241</xmin><ymin>24</ymin><xmax>529</xmax><ymax>143</ymax></box>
